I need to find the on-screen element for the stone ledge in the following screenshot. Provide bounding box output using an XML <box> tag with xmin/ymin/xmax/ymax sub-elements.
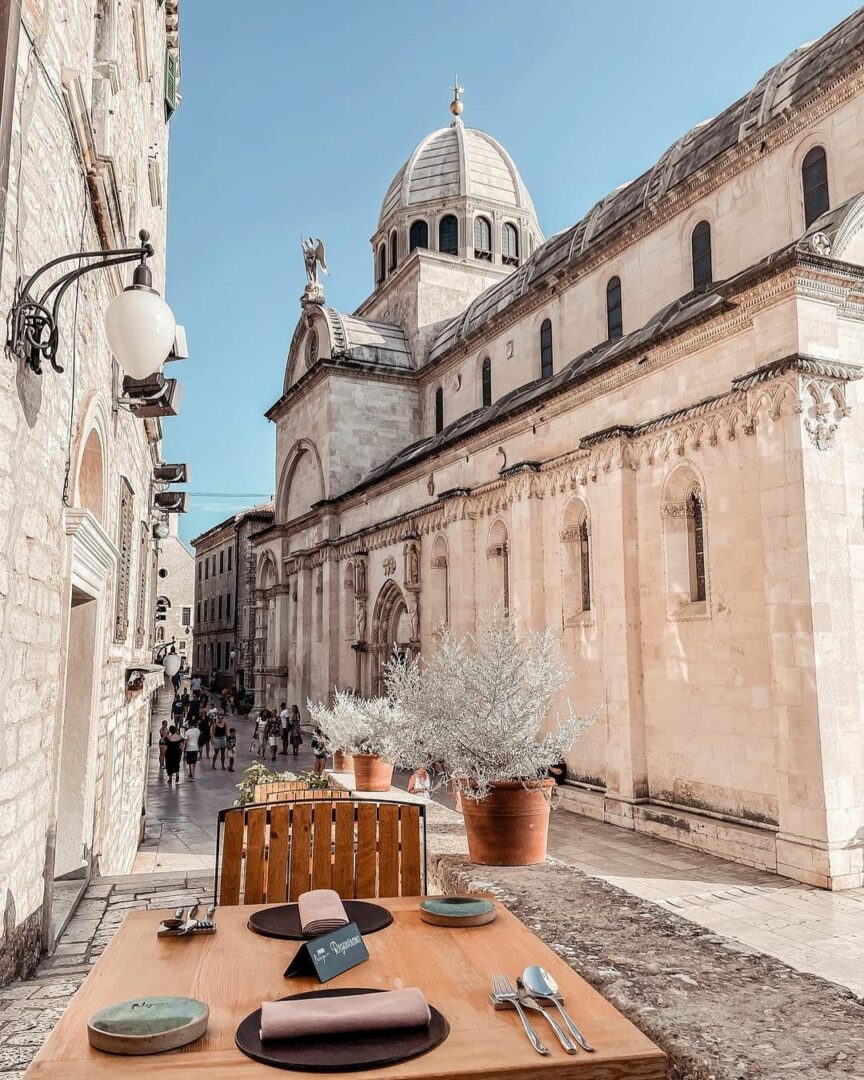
<box><xmin>555</xmin><ymin>788</ymin><xmax>778</xmax><ymax>873</ymax></box>
<box><xmin>429</xmin><ymin>852</ymin><xmax>864</xmax><ymax>1080</ymax></box>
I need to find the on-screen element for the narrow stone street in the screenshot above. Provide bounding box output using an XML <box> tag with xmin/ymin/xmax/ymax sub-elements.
<box><xmin>128</xmin><ymin>685</ymin><xmax>864</xmax><ymax>999</ymax></box>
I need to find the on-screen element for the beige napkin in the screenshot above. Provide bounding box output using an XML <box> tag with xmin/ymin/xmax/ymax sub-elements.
<box><xmin>297</xmin><ymin>889</ymin><xmax>349</xmax><ymax>938</ymax></box>
<box><xmin>260</xmin><ymin>988</ymin><xmax>431</xmax><ymax>1041</ymax></box>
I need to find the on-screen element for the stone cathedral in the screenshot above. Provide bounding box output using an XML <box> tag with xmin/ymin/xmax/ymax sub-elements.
<box><xmin>254</xmin><ymin>11</ymin><xmax>864</xmax><ymax>889</ymax></box>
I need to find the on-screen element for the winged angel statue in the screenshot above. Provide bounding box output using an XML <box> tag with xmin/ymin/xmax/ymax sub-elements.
<box><xmin>301</xmin><ymin>237</ymin><xmax>329</xmax><ymax>287</ymax></box>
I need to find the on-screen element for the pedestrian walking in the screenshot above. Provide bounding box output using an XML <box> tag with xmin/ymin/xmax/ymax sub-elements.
<box><xmin>190</xmin><ymin>674</ymin><xmax>202</xmax><ymax>694</ymax></box>
<box><xmin>171</xmin><ymin>694</ymin><xmax>184</xmax><ymax>726</ymax></box>
<box><xmin>199</xmin><ymin>709</ymin><xmax>212</xmax><ymax>760</ymax></box>
<box><xmin>186</xmin><ymin>690</ymin><xmax>201</xmax><ymax>726</ymax></box>
<box><xmin>211</xmin><ymin>714</ymin><xmax>228</xmax><ymax>770</ymax></box>
<box><xmin>254</xmin><ymin>710</ymin><xmax>269</xmax><ymax>758</ymax></box>
<box><xmin>158</xmin><ymin>720</ymin><xmax>169</xmax><ymax>771</ymax></box>
<box><xmin>279</xmin><ymin>701</ymin><xmax>290</xmax><ymax>755</ymax></box>
<box><xmin>164</xmin><ymin>725</ymin><xmax>184</xmax><ymax>785</ymax></box>
<box><xmin>184</xmin><ymin>718</ymin><xmax>201</xmax><ymax>781</ymax></box>
<box><xmin>266</xmin><ymin>711</ymin><xmax>282</xmax><ymax>763</ymax></box>
<box><xmin>226</xmin><ymin>727</ymin><xmax>237</xmax><ymax>772</ymax></box>
<box><xmin>311</xmin><ymin>727</ymin><xmax>327</xmax><ymax>776</ymax></box>
<box><xmin>289</xmin><ymin>705</ymin><xmax>303</xmax><ymax>759</ymax></box>
<box><xmin>221</xmin><ymin>687</ymin><xmax>231</xmax><ymax>715</ymax></box>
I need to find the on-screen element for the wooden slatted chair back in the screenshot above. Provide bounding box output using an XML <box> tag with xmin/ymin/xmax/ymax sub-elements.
<box><xmin>215</xmin><ymin>799</ymin><xmax>426</xmax><ymax>905</ymax></box>
<box><xmin>263</xmin><ymin>788</ymin><xmax>352</xmax><ymax>804</ymax></box>
<box><xmin>253</xmin><ymin>780</ymin><xmax>313</xmax><ymax>801</ymax></box>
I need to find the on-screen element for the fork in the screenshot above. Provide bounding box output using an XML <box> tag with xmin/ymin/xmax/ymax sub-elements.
<box><xmin>491</xmin><ymin>974</ymin><xmax>549</xmax><ymax>1055</ymax></box>
<box><xmin>194</xmin><ymin>904</ymin><xmax>217</xmax><ymax>931</ymax></box>
<box><xmin>516</xmin><ymin>978</ymin><xmax>576</xmax><ymax>1053</ymax></box>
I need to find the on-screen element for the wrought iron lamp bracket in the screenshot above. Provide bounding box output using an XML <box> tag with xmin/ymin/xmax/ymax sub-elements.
<box><xmin>6</xmin><ymin>229</ymin><xmax>154</xmax><ymax>375</ymax></box>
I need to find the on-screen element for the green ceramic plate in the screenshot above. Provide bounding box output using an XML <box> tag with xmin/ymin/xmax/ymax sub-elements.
<box><xmin>87</xmin><ymin>996</ymin><xmax>209</xmax><ymax>1055</ymax></box>
<box><xmin>419</xmin><ymin>896</ymin><xmax>497</xmax><ymax>926</ymax></box>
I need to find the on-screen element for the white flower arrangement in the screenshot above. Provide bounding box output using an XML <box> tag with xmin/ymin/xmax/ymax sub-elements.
<box><xmin>385</xmin><ymin>615</ymin><xmax>596</xmax><ymax>800</ymax></box>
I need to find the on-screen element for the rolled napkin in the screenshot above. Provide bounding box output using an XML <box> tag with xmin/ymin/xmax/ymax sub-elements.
<box><xmin>297</xmin><ymin>889</ymin><xmax>349</xmax><ymax>938</ymax></box>
<box><xmin>260</xmin><ymin>988</ymin><xmax>431</xmax><ymax>1041</ymax></box>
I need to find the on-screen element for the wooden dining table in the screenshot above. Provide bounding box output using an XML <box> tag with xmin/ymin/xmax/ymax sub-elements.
<box><xmin>23</xmin><ymin>897</ymin><xmax>666</xmax><ymax>1079</ymax></box>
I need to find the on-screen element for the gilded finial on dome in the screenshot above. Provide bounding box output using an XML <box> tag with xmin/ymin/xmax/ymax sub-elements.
<box><xmin>449</xmin><ymin>75</ymin><xmax>464</xmax><ymax>125</ymax></box>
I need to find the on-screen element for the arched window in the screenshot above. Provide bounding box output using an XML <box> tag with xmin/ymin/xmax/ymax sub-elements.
<box><xmin>431</xmin><ymin>535</ymin><xmax>449</xmax><ymax>631</ymax></box>
<box><xmin>409</xmin><ymin>219</ymin><xmax>428</xmax><ymax>251</ymax></box>
<box><xmin>481</xmin><ymin>356</ymin><xmax>492</xmax><ymax>407</ymax></box>
<box><xmin>802</xmin><ymin>146</ymin><xmax>829</xmax><ymax>228</ymax></box>
<box><xmin>473</xmin><ymin>216</ymin><xmax>491</xmax><ymax>260</ymax></box>
<box><xmin>389</xmin><ymin>230</ymin><xmax>398</xmax><ymax>271</ymax></box>
<box><xmin>561</xmin><ymin>500</ymin><xmax>591</xmax><ymax>622</ymax></box>
<box><xmin>439</xmin><ymin>214</ymin><xmax>458</xmax><ymax>255</ymax></box>
<box><xmin>687</xmin><ymin>491</ymin><xmax>706</xmax><ymax>603</ymax></box>
<box><xmin>691</xmin><ymin>220</ymin><xmax>712</xmax><ymax>289</ymax></box>
<box><xmin>376</xmin><ymin>243</ymin><xmax>386</xmax><ymax>284</ymax></box>
<box><xmin>434</xmin><ymin>387</ymin><xmax>444</xmax><ymax>434</ymax></box>
<box><xmin>662</xmin><ymin>467</ymin><xmax>708</xmax><ymax>611</ymax></box>
<box><xmin>606</xmin><ymin>276</ymin><xmax>623</xmax><ymax>340</ymax></box>
<box><xmin>540</xmin><ymin>318</ymin><xmax>553</xmax><ymax>379</ymax></box>
<box><xmin>486</xmin><ymin>521</ymin><xmax>510</xmax><ymax>617</ymax></box>
<box><xmin>502</xmin><ymin>223</ymin><xmax>519</xmax><ymax>266</ymax></box>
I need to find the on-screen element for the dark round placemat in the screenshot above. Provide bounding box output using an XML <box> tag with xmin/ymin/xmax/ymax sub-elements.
<box><xmin>235</xmin><ymin>987</ymin><xmax>449</xmax><ymax>1072</ymax></box>
<box><xmin>247</xmin><ymin>901</ymin><xmax>393</xmax><ymax>940</ymax></box>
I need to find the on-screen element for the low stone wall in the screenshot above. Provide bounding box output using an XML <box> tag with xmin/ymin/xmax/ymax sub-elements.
<box><xmin>426</xmin><ymin>807</ymin><xmax>864</xmax><ymax>1080</ymax></box>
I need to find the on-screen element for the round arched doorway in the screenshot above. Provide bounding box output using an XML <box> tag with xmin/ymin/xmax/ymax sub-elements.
<box><xmin>370</xmin><ymin>579</ymin><xmax>413</xmax><ymax>696</ymax></box>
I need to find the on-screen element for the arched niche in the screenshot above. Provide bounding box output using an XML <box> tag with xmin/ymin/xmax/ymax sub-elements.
<box><xmin>560</xmin><ymin>497</ymin><xmax>591</xmax><ymax>624</ymax></box>
<box><xmin>430</xmin><ymin>534</ymin><xmax>449</xmax><ymax>632</ymax></box>
<box><xmin>76</xmin><ymin>428</ymin><xmax>105</xmax><ymax>525</ymax></box>
<box><xmin>486</xmin><ymin>519</ymin><xmax>510</xmax><ymax>617</ymax></box>
<box><xmin>276</xmin><ymin>440</ymin><xmax>326</xmax><ymax>524</ymax></box>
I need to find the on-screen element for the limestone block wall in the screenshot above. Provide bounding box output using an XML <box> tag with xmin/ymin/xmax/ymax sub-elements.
<box><xmin>0</xmin><ymin>0</ymin><xmax>176</xmax><ymax>982</ymax></box>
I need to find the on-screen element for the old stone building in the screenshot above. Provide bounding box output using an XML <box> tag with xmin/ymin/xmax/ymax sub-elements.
<box><xmin>155</xmin><ymin>516</ymin><xmax>193</xmax><ymax>665</ymax></box>
<box><xmin>192</xmin><ymin>501</ymin><xmax>273</xmax><ymax>690</ymax></box>
<box><xmin>254</xmin><ymin>11</ymin><xmax>864</xmax><ymax>891</ymax></box>
<box><xmin>0</xmin><ymin>1</ymin><xmax>183</xmax><ymax>982</ymax></box>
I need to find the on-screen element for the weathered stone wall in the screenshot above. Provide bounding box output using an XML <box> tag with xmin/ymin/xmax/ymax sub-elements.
<box><xmin>0</xmin><ymin>0</ymin><xmax>176</xmax><ymax>981</ymax></box>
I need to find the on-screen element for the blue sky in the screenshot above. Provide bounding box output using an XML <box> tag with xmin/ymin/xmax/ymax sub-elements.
<box><xmin>164</xmin><ymin>0</ymin><xmax>858</xmax><ymax>543</ymax></box>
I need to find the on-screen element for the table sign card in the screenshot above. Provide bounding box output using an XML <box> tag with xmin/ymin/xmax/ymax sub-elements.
<box><xmin>284</xmin><ymin>922</ymin><xmax>369</xmax><ymax>984</ymax></box>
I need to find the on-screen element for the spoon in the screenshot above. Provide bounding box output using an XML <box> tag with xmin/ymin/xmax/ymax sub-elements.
<box><xmin>160</xmin><ymin>906</ymin><xmax>186</xmax><ymax>930</ymax></box>
<box><xmin>521</xmin><ymin>965</ymin><xmax>595</xmax><ymax>1052</ymax></box>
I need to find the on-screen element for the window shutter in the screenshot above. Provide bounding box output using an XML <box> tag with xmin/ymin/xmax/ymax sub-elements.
<box><xmin>164</xmin><ymin>48</ymin><xmax>179</xmax><ymax>118</ymax></box>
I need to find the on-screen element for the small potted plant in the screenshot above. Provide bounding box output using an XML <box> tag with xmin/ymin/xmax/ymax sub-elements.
<box><xmin>309</xmin><ymin>691</ymin><xmax>405</xmax><ymax>792</ymax></box>
<box><xmin>387</xmin><ymin>617</ymin><xmax>595</xmax><ymax>865</ymax></box>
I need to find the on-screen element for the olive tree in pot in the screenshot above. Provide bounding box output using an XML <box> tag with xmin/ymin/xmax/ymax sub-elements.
<box><xmin>308</xmin><ymin>690</ymin><xmax>405</xmax><ymax>792</ymax></box>
<box><xmin>386</xmin><ymin>617</ymin><xmax>595</xmax><ymax>865</ymax></box>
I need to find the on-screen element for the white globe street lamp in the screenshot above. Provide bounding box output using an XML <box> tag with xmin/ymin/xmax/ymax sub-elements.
<box><xmin>7</xmin><ymin>230</ymin><xmax>177</xmax><ymax>380</ymax></box>
<box><xmin>104</xmin><ymin>262</ymin><xmax>176</xmax><ymax>380</ymax></box>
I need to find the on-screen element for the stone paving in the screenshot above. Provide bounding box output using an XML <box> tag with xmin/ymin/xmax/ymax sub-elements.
<box><xmin>0</xmin><ymin>872</ymin><xmax>212</xmax><ymax>1078</ymax></box>
<box><xmin>546</xmin><ymin>806</ymin><xmax>864</xmax><ymax>999</ymax></box>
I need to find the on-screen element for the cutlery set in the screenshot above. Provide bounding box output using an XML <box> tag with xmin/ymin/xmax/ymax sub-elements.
<box><xmin>157</xmin><ymin>904</ymin><xmax>218</xmax><ymax>937</ymax></box>
<box><xmin>490</xmin><ymin>965</ymin><xmax>595</xmax><ymax>1056</ymax></box>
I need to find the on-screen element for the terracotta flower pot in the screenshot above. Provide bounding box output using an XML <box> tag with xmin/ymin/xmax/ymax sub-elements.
<box><xmin>332</xmin><ymin>750</ymin><xmax>351</xmax><ymax>772</ymax></box>
<box><xmin>351</xmin><ymin>753</ymin><xmax>393</xmax><ymax>792</ymax></box>
<box><xmin>459</xmin><ymin>779</ymin><xmax>554</xmax><ymax>865</ymax></box>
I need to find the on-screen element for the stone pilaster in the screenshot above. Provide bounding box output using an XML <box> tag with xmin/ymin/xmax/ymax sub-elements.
<box><xmin>596</xmin><ymin>446</ymin><xmax>648</xmax><ymax>825</ymax></box>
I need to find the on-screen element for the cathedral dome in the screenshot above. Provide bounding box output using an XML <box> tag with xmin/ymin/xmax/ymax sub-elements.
<box><xmin>378</xmin><ymin>122</ymin><xmax>539</xmax><ymax>229</ymax></box>
<box><xmin>370</xmin><ymin>92</ymin><xmax>543</xmax><ymax>287</ymax></box>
